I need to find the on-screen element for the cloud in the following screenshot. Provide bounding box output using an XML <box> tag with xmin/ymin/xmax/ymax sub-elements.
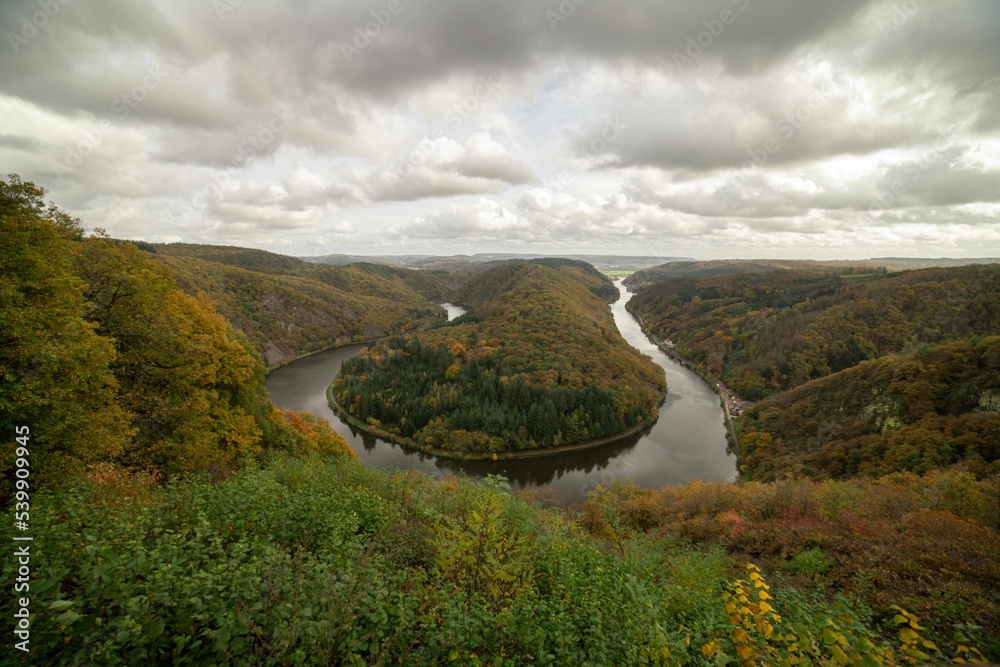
<box><xmin>363</xmin><ymin>132</ymin><xmax>534</xmax><ymax>201</ymax></box>
<box><xmin>0</xmin><ymin>0</ymin><xmax>997</xmax><ymax>258</ymax></box>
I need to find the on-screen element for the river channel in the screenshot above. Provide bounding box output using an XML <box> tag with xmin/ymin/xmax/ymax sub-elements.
<box><xmin>265</xmin><ymin>282</ymin><xmax>737</xmax><ymax>496</ymax></box>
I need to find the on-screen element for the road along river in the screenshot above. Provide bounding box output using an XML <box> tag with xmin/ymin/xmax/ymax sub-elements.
<box><xmin>265</xmin><ymin>286</ymin><xmax>736</xmax><ymax>496</ymax></box>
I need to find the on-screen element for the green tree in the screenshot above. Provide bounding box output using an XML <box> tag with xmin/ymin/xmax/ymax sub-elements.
<box><xmin>76</xmin><ymin>236</ymin><xmax>266</xmax><ymax>475</ymax></box>
<box><xmin>0</xmin><ymin>176</ymin><xmax>130</xmax><ymax>493</ymax></box>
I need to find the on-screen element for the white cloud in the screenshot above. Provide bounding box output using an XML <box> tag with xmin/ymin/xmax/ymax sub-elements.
<box><xmin>0</xmin><ymin>0</ymin><xmax>998</xmax><ymax>258</ymax></box>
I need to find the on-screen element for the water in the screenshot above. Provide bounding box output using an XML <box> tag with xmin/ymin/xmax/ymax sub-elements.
<box><xmin>265</xmin><ymin>281</ymin><xmax>736</xmax><ymax>495</ymax></box>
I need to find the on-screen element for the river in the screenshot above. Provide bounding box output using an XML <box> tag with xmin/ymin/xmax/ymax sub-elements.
<box><xmin>265</xmin><ymin>284</ymin><xmax>737</xmax><ymax>496</ymax></box>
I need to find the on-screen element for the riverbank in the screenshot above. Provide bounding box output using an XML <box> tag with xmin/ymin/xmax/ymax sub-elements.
<box><xmin>624</xmin><ymin>302</ymin><xmax>743</xmax><ymax>463</ymax></box>
<box><xmin>326</xmin><ymin>382</ymin><xmax>661</xmax><ymax>461</ymax></box>
<box><xmin>264</xmin><ymin>312</ymin><xmax>452</xmax><ymax>374</ymax></box>
<box><xmin>265</xmin><ymin>335</ymin><xmax>394</xmax><ymax>374</ymax></box>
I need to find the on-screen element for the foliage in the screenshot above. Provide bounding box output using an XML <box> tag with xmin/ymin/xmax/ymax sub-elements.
<box><xmin>627</xmin><ymin>266</ymin><xmax>1000</xmax><ymax>481</ymax></box>
<box><xmin>3</xmin><ymin>177</ymin><xmax>996</xmax><ymax>664</ymax></box>
<box><xmin>4</xmin><ymin>456</ymin><xmax>993</xmax><ymax>665</ymax></box>
<box><xmin>333</xmin><ymin>262</ymin><xmax>665</xmax><ymax>453</ymax></box>
<box><xmin>704</xmin><ymin>566</ymin><xmax>944</xmax><ymax>666</ymax></box>
<box><xmin>150</xmin><ymin>243</ymin><xmax>461</xmax><ymax>302</ymax></box>
<box><xmin>0</xmin><ymin>176</ymin><xmax>131</xmax><ymax>493</ymax></box>
<box><xmin>581</xmin><ymin>475</ymin><xmax>1000</xmax><ymax>660</ymax></box>
<box><xmin>0</xmin><ymin>176</ymin><xmax>354</xmax><ymax>492</ymax></box>
<box><xmin>0</xmin><ymin>458</ymin><xmax>690</xmax><ymax>665</ymax></box>
<box><xmin>77</xmin><ymin>237</ymin><xmax>268</xmax><ymax>475</ymax></box>
<box><xmin>625</xmin><ymin>259</ymin><xmax>896</xmax><ymax>288</ymax></box>
<box><xmin>429</xmin><ymin>476</ymin><xmax>536</xmax><ymax>608</ymax></box>
<box><xmin>628</xmin><ymin>266</ymin><xmax>999</xmax><ymax>400</ymax></box>
<box><xmin>784</xmin><ymin>548</ymin><xmax>833</xmax><ymax>578</ymax></box>
<box><xmin>737</xmin><ymin>336</ymin><xmax>1000</xmax><ymax>480</ymax></box>
<box><xmin>153</xmin><ymin>251</ymin><xmax>447</xmax><ymax>368</ymax></box>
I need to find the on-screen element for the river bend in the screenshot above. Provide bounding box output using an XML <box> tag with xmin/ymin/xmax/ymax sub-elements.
<box><xmin>265</xmin><ymin>285</ymin><xmax>736</xmax><ymax>495</ymax></box>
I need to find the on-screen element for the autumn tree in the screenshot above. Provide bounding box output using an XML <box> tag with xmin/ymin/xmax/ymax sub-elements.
<box><xmin>0</xmin><ymin>176</ymin><xmax>130</xmax><ymax>493</ymax></box>
<box><xmin>76</xmin><ymin>236</ymin><xmax>267</xmax><ymax>475</ymax></box>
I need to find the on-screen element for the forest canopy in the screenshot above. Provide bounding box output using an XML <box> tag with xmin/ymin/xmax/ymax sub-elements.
<box><xmin>3</xmin><ymin>177</ymin><xmax>999</xmax><ymax>663</ymax></box>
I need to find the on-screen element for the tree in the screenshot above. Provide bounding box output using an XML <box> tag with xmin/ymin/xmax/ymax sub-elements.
<box><xmin>77</xmin><ymin>236</ymin><xmax>266</xmax><ymax>474</ymax></box>
<box><xmin>0</xmin><ymin>176</ymin><xmax>130</xmax><ymax>492</ymax></box>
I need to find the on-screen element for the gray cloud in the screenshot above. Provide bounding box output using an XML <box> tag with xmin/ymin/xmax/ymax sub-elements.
<box><xmin>363</xmin><ymin>132</ymin><xmax>534</xmax><ymax>201</ymax></box>
<box><xmin>0</xmin><ymin>133</ymin><xmax>48</xmax><ymax>151</ymax></box>
<box><xmin>0</xmin><ymin>0</ymin><xmax>997</xmax><ymax>258</ymax></box>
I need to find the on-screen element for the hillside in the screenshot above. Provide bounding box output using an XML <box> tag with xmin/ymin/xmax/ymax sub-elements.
<box><xmin>9</xmin><ymin>455</ymin><xmax>997</xmax><ymax>665</ymax></box>
<box><xmin>145</xmin><ymin>245</ymin><xmax>453</xmax><ymax>368</ymax></box>
<box><xmin>737</xmin><ymin>336</ymin><xmax>1000</xmax><ymax>480</ymax></box>
<box><xmin>150</xmin><ymin>242</ymin><xmax>459</xmax><ymax>303</ymax></box>
<box><xmin>332</xmin><ymin>261</ymin><xmax>665</xmax><ymax>455</ymax></box>
<box><xmin>626</xmin><ymin>265</ymin><xmax>1000</xmax><ymax>482</ymax></box>
<box><xmin>627</xmin><ymin>265</ymin><xmax>1000</xmax><ymax>400</ymax></box>
<box><xmin>624</xmin><ymin>259</ymin><xmax>908</xmax><ymax>288</ymax></box>
<box><xmin>305</xmin><ymin>252</ymin><xmax>690</xmax><ymax>273</ymax></box>
<box><xmin>0</xmin><ymin>176</ymin><xmax>356</xmax><ymax>495</ymax></box>
<box><xmin>624</xmin><ymin>258</ymin><xmax>1000</xmax><ymax>289</ymax></box>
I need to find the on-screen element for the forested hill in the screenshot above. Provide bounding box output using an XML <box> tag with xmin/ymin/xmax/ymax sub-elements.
<box><xmin>456</xmin><ymin>258</ymin><xmax>620</xmax><ymax>311</ymax></box>
<box><xmin>144</xmin><ymin>244</ymin><xmax>454</xmax><ymax>368</ymax></box>
<box><xmin>150</xmin><ymin>243</ymin><xmax>462</xmax><ymax>302</ymax></box>
<box><xmin>738</xmin><ymin>336</ymin><xmax>1000</xmax><ymax>481</ymax></box>
<box><xmin>333</xmin><ymin>261</ymin><xmax>665</xmax><ymax>455</ymax></box>
<box><xmin>624</xmin><ymin>259</ymin><xmax>905</xmax><ymax>287</ymax></box>
<box><xmin>5</xmin><ymin>176</ymin><xmax>1000</xmax><ymax>664</ymax></box>
<box><xmin>627</xmin><ymin>265</ymin><xmax>1000</xmax><ymax>400</ymax></box>
<box><xmin>626</xmin><ymin>265</ymin><xmax>1000</xmax><ymax>481</ymax></box>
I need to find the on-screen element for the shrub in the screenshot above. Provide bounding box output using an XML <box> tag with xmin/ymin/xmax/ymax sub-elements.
<box><xmin>785</xmin><ymin>547</ymin><xmax>833</xmax><ymax>578</ymax></box>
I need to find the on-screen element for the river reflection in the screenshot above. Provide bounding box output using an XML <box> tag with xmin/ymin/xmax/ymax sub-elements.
<box><xmin>265</xmin><ymin>281</ymin><xmax>736</xmax><ymax>496</ymax></box>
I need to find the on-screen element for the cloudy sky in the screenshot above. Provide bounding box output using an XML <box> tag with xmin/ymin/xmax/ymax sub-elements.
<box><xmin>2</xmin><ymin>0</ymin><xmax>999</xmax><ymax>259</ymax></box>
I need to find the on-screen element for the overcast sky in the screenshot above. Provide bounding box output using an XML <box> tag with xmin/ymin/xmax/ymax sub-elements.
<box><xmin>2</xmin><ymin>0</ymin><xmax>999</xmax><ymax>259</ymax></box>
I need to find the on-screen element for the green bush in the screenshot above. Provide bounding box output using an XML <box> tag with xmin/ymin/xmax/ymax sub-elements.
<box><xmin>785</xmin><ymin>547</ymin><xmax>834</xmax><ymax>577</ymax></box>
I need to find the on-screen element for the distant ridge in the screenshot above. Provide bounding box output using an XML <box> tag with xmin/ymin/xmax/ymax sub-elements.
<box><xmin>868</xmin><ymin>257</ymin><xmax>999</xmax><ymax>266</ymax></box>
<box><xmin>302</xmin><ymin>253</ymin><xmax>692</xmax><ymax>272</ymax></box>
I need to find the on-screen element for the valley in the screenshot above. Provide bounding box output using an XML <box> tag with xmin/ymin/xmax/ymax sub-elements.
<box><xmin>2</xmin><ymin>176</ymin><xmax>998</xmax><ymax>664</ymax></box>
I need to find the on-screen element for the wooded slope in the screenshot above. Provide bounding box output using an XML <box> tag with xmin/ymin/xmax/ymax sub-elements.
<box><xmin>627</xmin><ymin>266</ymin><xmax>999</xmax><ymax>400</ymax></box>
<box><xmin>624</xmin><ymin>259</ymin><xmax>907</xmax><ymax>287</ymax></box>
<box><xmin>0</xmin><ymin>176</ymin><xmax>355</xmax><ymax>496</ymax></box>
<box><xmin>627</xmin><ymin>265</ymin><xmax>1000</xmax><ymax>480</ymax></box>
<box><xmin>738</xmin><ymin>336</ymin><xmax>1000</xmax><ymax>480</ymax></box>
<box><xmin>146</xmin><ymin>244</ymin><xmax>452</xmax><ymax>367</ymax></box>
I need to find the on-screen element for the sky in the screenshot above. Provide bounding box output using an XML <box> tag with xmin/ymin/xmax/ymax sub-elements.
<box><xmin>2</xmin><ymin>0</ymin><xmax>999</xmax><ymax>260</ymax></box>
